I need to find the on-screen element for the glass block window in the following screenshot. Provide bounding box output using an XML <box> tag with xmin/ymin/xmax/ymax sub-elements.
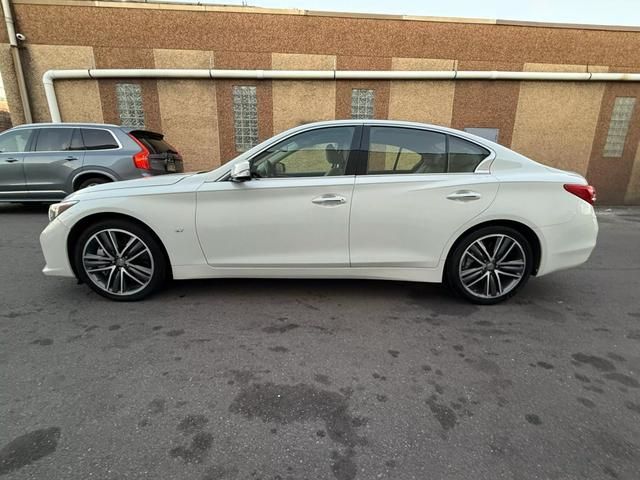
<box><xmin>351</xmin><ymin>89</ymin><xmax>375</xmax><ymax>119</ymax></box>
<box><xmin>603</xmin><ymin>97</ymin><xmax>636</xmax><ymax>157</ymax></box>
<box><xmin>116</xmin><ymin>83</ymin><xmax>145</xmax><ymax>128</ymax></box>
<box><xmin>233</xmin><ymin>86</ymin><xmax>258</xmax><ymax>152</ymax></box>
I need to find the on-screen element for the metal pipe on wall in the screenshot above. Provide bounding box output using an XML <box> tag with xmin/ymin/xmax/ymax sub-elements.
<box><xmin>42</xmin><ymin>68</ymin><xmax>640</xmax><ymax>123</ymax></box>
<box><xmin>1</xmin><ymin>0</ymin><xmax>32</xmax><ymax>123</ymax></box>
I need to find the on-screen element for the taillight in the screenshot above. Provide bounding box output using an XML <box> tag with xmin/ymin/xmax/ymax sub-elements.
<box><xmin>128</xmin><ymin>134</ymin><xmax>150</xmax><ymax>170</ymax></box>
<box><xmin>564</xmin><ymin>184</ymin><xmax>596</xmax><ymax>205</ymax></box>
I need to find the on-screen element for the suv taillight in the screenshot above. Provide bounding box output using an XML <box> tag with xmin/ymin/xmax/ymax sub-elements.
<box><xmin>564</xmin><ymin>184</ymin><xmax>596</xmax><ymax>205</ymax></box>
<box><xmin>128</xmin><ymin>134</ymin><xmax>150</xmax><ymax>170</ymax></box>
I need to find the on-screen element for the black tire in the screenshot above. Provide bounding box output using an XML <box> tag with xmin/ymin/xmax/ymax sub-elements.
<box><xmin>75</xmin><ymin>176</ymin><xmax>109</xmax><ymax>191</ymax></box>
<box><xmin>74</xmin><ymin>219</ymin><xmax>167</xmax><ymax>301</ymax></box>
<box><xmin>445</xmin><ymin>226</ymin><xmax>533</xmax><ymax>305</ymax></box>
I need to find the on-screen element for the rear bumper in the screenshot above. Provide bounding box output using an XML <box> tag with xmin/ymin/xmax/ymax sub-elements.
<box><xmin>536</xmin><ymin>204</ymin><xmax>598</xmax><ymax>276</ymax></box>
<box><xmin>40</xmin><ymin>218</ymin><xmax>75</xmax><ymax>277</ymax></box>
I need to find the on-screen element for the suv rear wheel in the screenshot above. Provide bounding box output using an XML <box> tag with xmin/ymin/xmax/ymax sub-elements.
<box><xmin>74</xmin><ymin>219</ymin><xmax>167</xmax><ymax>301</ymax></box>
<box><xmin>76</xmin><ymin>176</ymin><xmax>109</xmax><ymax>191</ymax></box>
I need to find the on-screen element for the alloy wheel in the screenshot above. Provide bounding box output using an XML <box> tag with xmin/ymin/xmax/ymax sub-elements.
<box><xmin>458</xmin><ymin>234</ymin><xmax>526</xmax><ymax>299</ymax></box>
<box><xmin>81</xmin><ymin>228</ymin><xmax>155</xmax><ymax>296</ymax></box>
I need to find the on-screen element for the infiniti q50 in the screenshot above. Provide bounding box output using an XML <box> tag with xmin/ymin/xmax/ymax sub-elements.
<box><xmin>39</xmin><ymin>120</ymin><xmax>598</xmax><ymax>304</ymax></box>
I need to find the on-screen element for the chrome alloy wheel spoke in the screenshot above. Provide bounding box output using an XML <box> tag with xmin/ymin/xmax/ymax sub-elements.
<box><xmin>82</xmin><ymin>229</ymin><xmax>154</xmax><ymax>296</ymax></box>
<box><xmin>459</xmin><ymin>234</ymin><xmax>526</xmax><ymax>299</ymax></box>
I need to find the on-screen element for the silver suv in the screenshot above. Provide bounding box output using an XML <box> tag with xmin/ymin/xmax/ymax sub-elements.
<box><xmin>0</xmin><ymin>123</ymin><xmax>184</xmax><ymax>203</ymax></box>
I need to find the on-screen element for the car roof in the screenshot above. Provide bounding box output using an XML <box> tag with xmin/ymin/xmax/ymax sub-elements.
<box><xmin>270</xmin><ymin>119</ymin><xmax>506</xmax><ymax>153</ymax></box>
<box><xmin>10</xmin><ymin>123</ymin><xmax>163</xmax><ymax>137</ymax></box>
<box><xmin>285</xmin><ymin>119</ymin><xmax>494</xmax><ymax>143</ymax></box>
<box><xmin>12</xmin><ymin>122</ymin><xmax>121</xmax><ymax>129</ymax></box>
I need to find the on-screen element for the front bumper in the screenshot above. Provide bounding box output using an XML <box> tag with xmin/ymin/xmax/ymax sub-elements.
<box><xmin>40</xmin><ymin>218</ymin><xmax>75</xmax><ymax>277</ymax></box>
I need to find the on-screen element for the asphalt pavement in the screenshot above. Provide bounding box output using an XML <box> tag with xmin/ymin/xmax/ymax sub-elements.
<box><xmin>1</xmin><ymin>204</ymin><xmax>639</xmax><ymax>480</ymax></box>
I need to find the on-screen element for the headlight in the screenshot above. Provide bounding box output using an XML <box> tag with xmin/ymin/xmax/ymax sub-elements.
<box><xmin>48</xmin><ymin>201</ymin><xmax>78</xmax><ymax>222</ymax></box>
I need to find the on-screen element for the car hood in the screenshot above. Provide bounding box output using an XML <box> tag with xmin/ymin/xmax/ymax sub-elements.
<box><xmin>85</xmin><ymin>172</ymin><xmax>194</xmax><ymax>192</ymax></box>
<box><xmin>66</xmin><ymin>172</ymin><xmax>198</xmax><ymax>200</ymax></box>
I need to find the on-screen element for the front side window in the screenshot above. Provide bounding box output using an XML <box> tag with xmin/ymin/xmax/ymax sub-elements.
<box><xmin>0</xmin><ymin>129</ymin><xmax>33</xmax><ymax>153</ymax></box>
<box><xmin>116</xmin><ymin>83</ymin><xmax>145</xmax><ymax>128</ymax></box>
<box><xmin>366</xmin><ymin>127</ymin><xmax>490</xmax><ymax>174</ymax></box>
<box><xmin>81</xmin><ymin>129</ymin><xmax>119</xmax><ymax>150</ymax></box>
<box><xmin>251</xmin><ymin>127</ymin><xmax>355</xmax><ymax>178</ymax></box>
<box><xmin>367</xmin><ymin>127</ymin><xmax>447</xmax><ymax>174</ymax></box>
<box><xmin>34</xmin><ymin>128</ymin><xmax>76</xmax><ymax>152</ymax></box>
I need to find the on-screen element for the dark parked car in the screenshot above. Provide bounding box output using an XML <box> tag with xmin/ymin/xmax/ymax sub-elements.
<box><xmin>0</xmin><ymin>123</ymin><xmax>183</xmax><ymax>202</ymax></box>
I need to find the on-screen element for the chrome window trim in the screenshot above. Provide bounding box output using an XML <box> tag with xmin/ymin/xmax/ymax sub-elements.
<box><xmin>28</xmin><ymin>126</ymin><xmax>123</xmax><ymax>154</ymax></box>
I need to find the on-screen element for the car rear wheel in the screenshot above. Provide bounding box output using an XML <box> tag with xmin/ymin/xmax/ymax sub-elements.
<box><xmin>446</xmin><ymin>226</ymin><xmax>533</xmax><ymax>304</ymax></box>
<box><xmin>74</xmin><ymin>220</ymin><xmax>167</xmax><ymax>301</ymax></box>
<box><xmin>76</xmin><ymin>177</ymin><xmax>109</xmax><ymax>191</ymax></box>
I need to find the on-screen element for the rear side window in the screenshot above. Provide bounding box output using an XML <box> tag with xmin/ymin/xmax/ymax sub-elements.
<box><xmin>130</xmin><ymin>131</ymin><xmax>177</xmax><ymax>154</ymax></box>
<box><xmin>367</xmin><ymin>127</ymin><xmax>447</xmax><ymax>174</ymax></box>
<box><xmin>365</xmin><ymin>127</ymin><xmax>490</xmax><ymax>174</ymax></box>
<box><xmin>448</xmin><ymin>136</ymin><xmax>490</xmax><ymax>173</ymax></box>
<box><xmin>34</xmin><ymin>128</ymin><xmax>75</xmax><ymax>152</ymax></box>
<box><xmin>81</xmin><ymin>129</ymin><xmax>119</xmax><ymax>150</ymax></box>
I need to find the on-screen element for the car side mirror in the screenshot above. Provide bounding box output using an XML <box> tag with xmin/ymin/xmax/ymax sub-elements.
<box><xmin>230</xmin><ymin>160</ymin><xmax>252</xmax><ymax>182</ymax></box>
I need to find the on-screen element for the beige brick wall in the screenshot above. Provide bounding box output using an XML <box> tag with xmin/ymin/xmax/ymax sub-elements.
<box><xmin>22</xmin><ymin>45</ymin><xmax>103</xmax><ymax>123</ymax></box>
<box><xmin>510</xmin><ymin>63</ymin><xmax>608</xmax><ymax>175</ymax></box>
<box><xmin>271</xmin><ymin>53</ymin><xmax>336</xmax><ymax>133</ymax></box>
<box><xmin>388</xmin><ymin>58</ymin><xmax>456</xmax><ymax>126</ymax></box>
<box><xmin>154</xmin><ymin>49</ymin><xmax>220</xmax><ymax>170</ymax></box>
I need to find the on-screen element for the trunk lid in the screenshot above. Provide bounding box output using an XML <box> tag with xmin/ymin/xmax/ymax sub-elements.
<box><xmin>128</xmin><ymin>129</ymin><xmax>184</xmax><ymax>173</ymax></box>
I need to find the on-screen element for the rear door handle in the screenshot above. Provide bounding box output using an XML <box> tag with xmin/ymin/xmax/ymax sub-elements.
<box><xmin>312</xmin><ymin>194</ymin><xmax>347</xmax><ymax>206</ymax></box>
<box><xmin>5</xmin><ymin>158</ymin><xmax>19</xmax><ymax>163</ymax></box>
<box><xmin>65</xmin><ymin>156</ymin><xmax>78</xmax><ymax>161</ymax></box>
<box><xmin>447</xmin><ymin>190</ymin><xmax>482</xmax><ymax>202</ymax></box>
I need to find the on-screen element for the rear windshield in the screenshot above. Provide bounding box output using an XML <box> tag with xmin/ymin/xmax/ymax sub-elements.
<box><xmin>130</xmin><ymin>131</ymin><xmax>178</xmax><ymax>154</ymax></box>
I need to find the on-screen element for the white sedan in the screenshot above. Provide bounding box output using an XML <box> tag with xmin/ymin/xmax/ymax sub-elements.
<box><xmin>40</xmin><ymin>120</ymin><xmax>598</xmax><ymax>304</ymax></box>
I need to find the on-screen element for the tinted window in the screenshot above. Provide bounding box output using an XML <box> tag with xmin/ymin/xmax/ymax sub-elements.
<box><xmin>70</xmin><ymin>129</ymin><xmax>83</xmax><ymax>150</ymax></box>
<box><xmin>82</xmin><ymin>129</ymin><xmax>119</xmax><ymax>150</ymax></box>
<box><xmin>448</xmin><ymin>136</ymin><xmax>490</xmax><ymax>173</ymax></box>
<box><xmin>34</xmin><ymin>128</ymin><xmax>75</xmax><ymax>152</ymax></box>
<box><xmin>130</xmin><ymin>131</ymin><xmax>177</xmax><ymax>154</ymax></box>
<box><xmin>367</xmin><ymin>127</ymin><xmax>447</xmax><ymax>174</ymax></box>
<box><xmin>251</xmin><ymin>127</ymin><xmax>355</xmax><ymax>178</ymax></box>
<box><xmin>0</xmin><ymin>129</ymin><xmax>33</xmax><ymax>153</ymax></box>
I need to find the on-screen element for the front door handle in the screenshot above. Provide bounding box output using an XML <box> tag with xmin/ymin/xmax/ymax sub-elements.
<box><xmin>447</xmin><ymin>190</ymin><xmax>482</xmax><ymax>202</ymax></box>
<box><xmin>5</xmin><ymin>158</ymin><xmax>19</xmax><ymax>163</ymax></box>
<box><xmin>312</xmin><ymin>194</ymin><xmax>347</xmax><ymax>206</ymax></box>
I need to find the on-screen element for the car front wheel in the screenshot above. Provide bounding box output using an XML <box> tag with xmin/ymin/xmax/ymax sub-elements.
<box><xmin>74</xmin><ymin>219</ymin><xmax>167</xmax><ymax>301</ymax></box>
<box><xmin>446</xmin><ymin>226</ymin><xmax>533</xmax><ymax>304</ymax></box>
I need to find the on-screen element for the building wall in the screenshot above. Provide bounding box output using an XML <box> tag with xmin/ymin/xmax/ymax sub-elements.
<box><xmin>1</xmin><ymin>0</ymin><xmax>640</xmax><ymax>203</ymax></box>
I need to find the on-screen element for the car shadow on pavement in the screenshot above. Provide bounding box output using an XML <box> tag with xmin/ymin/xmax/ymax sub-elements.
<box><xmin>160</xmin><ymin>276</ymin><xmax>463</xmax><ymax>307</ymax></box>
